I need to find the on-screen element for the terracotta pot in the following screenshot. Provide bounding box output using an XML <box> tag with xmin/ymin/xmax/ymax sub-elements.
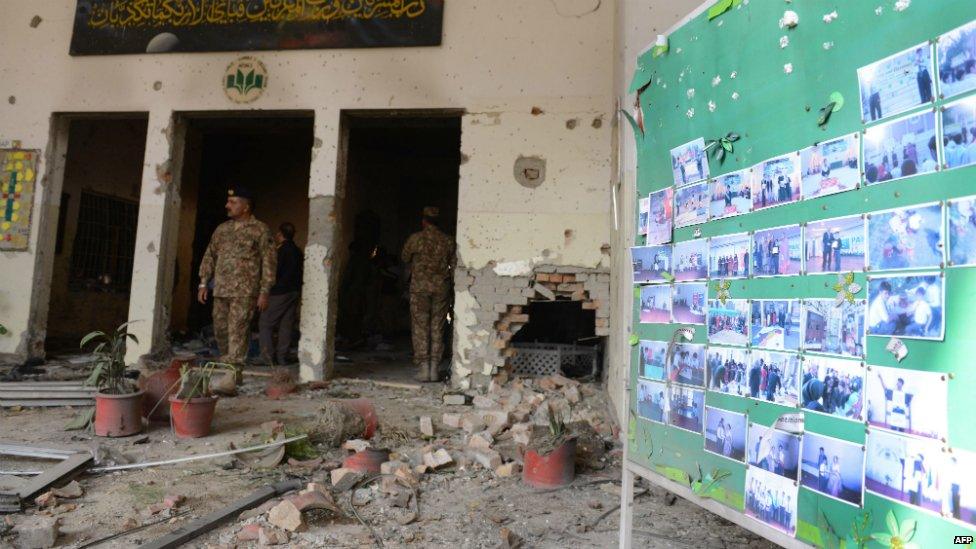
<box><xmin>342</xmin><ymin>448</ymin><xmax>390</xmax><ymax>474</ymax></box>
<box><xmin>264</xmin><ymin>380</ymin><xmax>297</xmax><ymax>399</ymax></box>
<box><xmin>140</xmin><ymin>356</ymin><xmax>192</xmax><ymax>421</ymax></box>
<box><xmin>169</xmin><ymin>395</ymin><xmax>218</xmax><ymax>439</ymax></box>
<box><xmin>522</xmin><ymin>438</ymin><xmax>577</xmax><ymax>489</ymax></box>
<box><xmin>334</xmin><ymin>398</ymin><xmax>378</xmax><ymax>439</ymax></box>
<box><xmin>94</xmin><ymin>390</ymin><xmax>145</xmax><ymax>437</ymax></box>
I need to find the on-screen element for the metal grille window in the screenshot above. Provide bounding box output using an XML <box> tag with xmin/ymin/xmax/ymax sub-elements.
<box><xmin>68</xmin><ymin>192</ymin><xmax>138</xmax><ymax>292</ymax></box>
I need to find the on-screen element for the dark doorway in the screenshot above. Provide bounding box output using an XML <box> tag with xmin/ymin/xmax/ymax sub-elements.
<box><xmin>333</xmin><ymin>111</ymin><xmax>462</xmax><ymax>381</ymax></box>
<box><xmin>46</xmin><ymin>116</ymin><xmax>148</xmax><ymax>353</ymax></box>
<box><xmin>170</xmin><ymin>114</ymin><xmax>314</xmax><ymax>352</ymax></box>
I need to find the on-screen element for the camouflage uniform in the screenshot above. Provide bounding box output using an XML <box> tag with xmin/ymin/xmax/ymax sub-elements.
<box><xmin>199</xmin><ymin>217</ymin><xmax>276</xmax><ymax>365</ymax></box>
<box><xmin>401</xmin><ymin>218</ymin><xmax>456</xmax><ymax>380</ymax></box>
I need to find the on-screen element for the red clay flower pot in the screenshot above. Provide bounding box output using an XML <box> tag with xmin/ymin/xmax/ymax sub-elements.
<box><xmin>94</xmin><ymin>390</ymin><xmax>145</xmax><ymax>437</ymax></box>
<box><xmin>522</xmin><ymin>438</ymin><xmax>577</xmax><ymax>489</ymax></box>
<box><xmin>264</xmin><ymin>380</ymin><xmax>297</xmax><ymax>399</ymax></box>
<box><xmin>333</xmin><ymin>398</ymin><xmax>378</xmax><ymax>439</ymax></box>
<box><xmin>342</xmin><ymin>448</ymin><xmax>390</xmax><ymax>474</ymax></box>
<box><xmin>169</xmin><ymin>395</ymin><xmax>218</xmax><ymax>439</ymax></box>
<box><xmin>140</xmin><ymin>356</ymin><xmax>191</xmax><ymax>421</ymax></box>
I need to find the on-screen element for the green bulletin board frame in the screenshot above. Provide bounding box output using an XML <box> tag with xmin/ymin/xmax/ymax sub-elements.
<box><xmin>620</xmin><ymin>1</ymin><xmax>976</xmax><ymax>548</ymax></box>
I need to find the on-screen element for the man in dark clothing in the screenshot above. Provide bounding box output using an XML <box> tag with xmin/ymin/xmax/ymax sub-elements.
<box><xmin>749</xmin><ymin>362</ymin><xmax>762</xmax><ymax>398</ymax></box>
<box><xmin>258</xmin><ymin>222</ymin><xmax>303</xmax><ymax>365</ymax></box>
<box><xmin>916</xmin><ymin>50</ymin><xmax>933</xmax><ymax>104</ymax></box>
<box><xmin>765</xmin><ymin>367</ymin><xmax>781</xmax><ymax>401</ymax></box>
<box><xmin>821</xmin><ymin>230</ymin><xmax>834</xmax><ymax>271</ymax></box>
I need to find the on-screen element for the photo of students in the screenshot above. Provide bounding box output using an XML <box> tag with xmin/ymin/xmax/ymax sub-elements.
<box><xmin>637</xmin><ymin>379</ymin><xmax>668</xmax><ymax>423</ymax></box>
<box><xmin>802</xmin><ymin>299</ymin><xmax>866</xmax><ymax>358</ymax></box>
<box><xmin>752</xmin><ymin>153</ymin><xmax>801</xmax><ymax>211</ymax></box>
<box><xmin>708</xmin><ymin>233</ymin><xmax>750</xmax><ymax>279</ymax></box>
<box><xmin>745</xmin><ymin>467</ymin><xmax>798</xmax><ymax>536</ymax></box>
<box><xmin>750</xmin><ymin>300</ymin><xmax>800</xmax><ymax>351</ymax></box>
<box><xmin>706</xmin><ymin>347</ymin><xmax>750</xmax><ymax>397</ymax></box>
<box><xmin>799</xmin><ymin>134</ymin><xmax>860</xmax><ymax>199</ymax></box>
<box><xmin>631</xmin><ymin>245</ymin><xmax>673</xmax><ymax>283</ymax></box>
<box><xmin>707</xmin><ymin>299</ymin><xmax>749</xmax><ymax>346</ymax></box>
<box><xmin>944</xmin><ymin>448</ymin><xmax>976</xmax><ymax>527</ymax></box>
<box><xmin>863</xmin><ymin>110</ymin><xmax>939</xmax><ymax>184</ymax></box>
<box><xmin>747</xmin><ymin>423</ymin><xmax>801</xmax><ymax>481</ymax></box>
<box><xmin>672</xmin><ymin>283</ymin><xmax>707</xmax><ymax>324</ymax></box>
<box><xmin>668</xmin><ymin>343</ymin><xmax>706</xmax><ymax>387</ymax></box>
<box><xmin>639</xmin><ymin>284</ymin><xmax>671</xmax><ymax>324</ymax></box>
<box><xmin>804</xmin><ymin>215</ymin><xmax>866</xmax><ymax>274</ymax></box>
<box><xmin>748</xmin><ymin>351</ymin><xmax>801</xmax><ymax>406</ymax></box>
<box><xmin>704</xmin><ymin>407</ymin><xmax>747</xmax><ymax>462</ymax></box>
<box><xmin>937</xmin><ymin>20</ymin><xmax>976</xmax><ymax>100</ymax></box>
<box><xmin>801</xmin><ymin>357</ymin><xmax>865</xmax><ymax>422</ymax></box>
<box><xmin>949</xmin><ymin>195</ymin><xmax>976</xmax><ymax>267</ymax></box>
<box><xmin>638</xmin><ymin>196</ymin><xmax>650</xmax><ymax>236</ymax></box>
<box><xmin>942</xmin><ymin>95</ymin><xmax>976</xmax><ymax>171</ymax></box>
<box><xmin>866</xmin><ymin>429</ymin><xmax>945</xmax><ymax>514</ymax></box>
<box><xmin>647</xmin><ymin>187</ymin><xmax>675</xmax><ymax>245</ymax></box>
<box><xmin>638</xmin><ymin>340</ymin><xmax>668</xmax><ymax>381</ymax></box>
<box><xmin>866</xmin><ymin>364</ymin><xmax>948</xmax><ymax>442</ymax></box>
<box><xmin>800</xmin><ymin>433</ymin><xmax>865</xmax><ymax>506</ymax></box>
<box><xmin>673</xmin><ymin>239</ymin><xmax>709</xmax><ymax>282</ymax></box>
<box><xmin>674</xmin><ymin>181</ymin><xmax>710</xmax><ymax>227</ymax></box>
<box><xmin>867</xmin><ymin>202</ymin><xmax>944</xmax><ymax>271</ymax></box>
<box><xmin>710</xmin><ymin>170</ymin><xmax>752</xmax><ymax>219</ymax></box>
<box><xmin>668</xmin><ymin>386</ymin><xmax>705</xmax><ymax>433</ymax></box>
<box><xmin>858</xmin><ymin>43</ymin><xmax>935</xmax><ymax>122</ymax></box>
<box><xmin>867</xmin><ymin>273</ymin><xmax>944</xmax><ymax>340</ymax></box>
<box><xmin>671</xmin><ymin>137</ymin><xmax>711</xmax><ymax>186</ymax></box>
<box><xmin>752</xmin><ymin>225</ymin><xmax>802</xmax><ymax>277</ymax></box>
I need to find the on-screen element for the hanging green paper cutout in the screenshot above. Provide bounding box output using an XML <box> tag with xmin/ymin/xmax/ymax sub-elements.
<box><xmin>705</xmin><ymin>132</ymin><xmax>740</xmax><ymax>163</ymax></box>
<box><xmin>708</xmin><ymin>0</ymin><xmax>743</xmax><ymax>20</ymax></box>
<box><xmin>818</xmin><ymin>92</ymin><xmax>845</xmax><ymax>128</ymax></box>
<box><xmin>620</xmin><ymin>108</ymin><xmax>644</xmax><ymax>144</ymax></box>
<box><xmin>629</xmin><ymin>334</ymin><xmax>639</xmax><ymax>346</ymax></box>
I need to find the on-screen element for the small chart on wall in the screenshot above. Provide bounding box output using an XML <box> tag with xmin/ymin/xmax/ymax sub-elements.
<box><xmin>623</xmin><ymin>1</ymin><xmax>976</xmax><ymax>548</ymax></box>
<box><xmin>0</xmin><ymin>148</ymin><xmax>39</xmax><ymax>251</ymax></box>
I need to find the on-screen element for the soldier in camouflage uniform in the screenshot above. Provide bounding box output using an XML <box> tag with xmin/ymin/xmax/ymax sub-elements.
<box><xmin>198</xmin><ymin>187</ymin><xmax>276</xmax><ymax>368</ymax></box>
<box><xmin>401</xmin><ymin>207</ymin><xmax>456</xmax><ymax>382</ymax></box>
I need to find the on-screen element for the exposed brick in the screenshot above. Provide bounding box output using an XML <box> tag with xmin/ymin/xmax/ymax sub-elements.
<box><xmin>508</xmin><ymin>314</ymin><xmax>529</xmax><ymax>323</ymax></box>
<box><xmin>595</xmin><ymin>327</ymin><xmax>610</xmax><ymax>336</ymax></box>
<box><xmin>533</xmin><ymin>283</ymin><xmax>556</xmax><ymax>300</ymax></box>
<box><xmin>557</xmin><ymin>283</ymin><xmax>583</xmax><ymax>292</ymax></box>
<box><xmin>492</xmin><ymin>339</ymin><xmax>508</xmax><ymax>350</ymax></box>
<box><xmin>550</xmin><ymin>274</ymin><xmax>564</xmax><ymax>283</ymax></box>
<box><xmin>595</xmin><ymin>318</ymin><xmax>609</xmax><ymax>327</ymax></box>
<box><xmin>535</xmin><ymin>273</ymin><xmax>551</xmax><ymax>282</ymax></box>
<box><xmin>582</xmin><ymin>300</ymin><xmax>601</xmax><ymax>310</ymax></box>
<box><xmin>571</xmin><ymin>289</ymin><xmax>586</xmax><ymax>301</ymax></box>
<box><xmin>510</xmin><ymin>306</ymin><xmax>523</xmax><ymax>314</ymax></box>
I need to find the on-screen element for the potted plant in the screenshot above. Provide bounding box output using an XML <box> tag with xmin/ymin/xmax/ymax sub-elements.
<box><xmin>522</xmin><ymin>405</ymin><xmax>578</xmax><ymax>488</ymax></box>
<box><xmin>169</xmin><ymin>361</ymin><xmax>233</xmax><ymax>438</ymax></box>
<box><xmin>82</xmin><ymin>322</ymin><xmax>144</xmax><ymax>437</ymax></box>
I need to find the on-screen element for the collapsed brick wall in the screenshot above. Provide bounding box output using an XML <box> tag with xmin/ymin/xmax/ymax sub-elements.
<box><xmin>452</xmin><ymin>264</ymin><xmax>610</xmax><ymax>389</ymax></box>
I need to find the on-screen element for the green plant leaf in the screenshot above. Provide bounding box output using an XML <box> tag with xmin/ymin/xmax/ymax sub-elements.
<box><xmin>64</xmin><ymin>407</ymin><xmax>94</xmax><ymax>431</ymax></box>
<box><xmin>885</xmin><ymin>511</ymin><xmax>898</xmax><ymax>536</ymax></box>
<box><xmin>80</xmin><ymin>331</ymin><xmax>106</xmax><ymax>349</ymax></box>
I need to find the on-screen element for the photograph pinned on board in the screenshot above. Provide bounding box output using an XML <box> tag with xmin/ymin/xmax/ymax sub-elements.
<box><xmin>863</xmin><ymin>110</ymin><xmax>939</xmax><ymax>184</ymax></box>
<box><xmin>673</xmin><ymin>239</ymin><xmax>709</xmax><ymax>282</ymax></box>
<box><xmin>672</xmin><ymin>282</ymin><xmax>707</xmax><ymax>325</ymax></box>
<box><xmin>704</xmin><ymin>407</ymin><xmax>747</xmax><ymax>462</ymax></box>
<box><xmin>799</xmin><ymin>432</ymin><xmax>865</xmax><ymax>507</ymax></box>
<box><xmin>867</xmin><ymin>272</ymin><xmax>944</xmax><ymax>340</ymax></box>
<box><xmin>709</xmin><ymin>233</ymin><xmax>751</xmax><ymax>279</ymax></box>
<box><xmin>937</xmin><ymin>19</ymin><xmax>976</xmax><ymax>100</ymax></box>
<box><xmin>706</xmin><ymin>346</ymin><xmax>750</xmax><ymax>398</ymax></box>
<box><xmin>674</xmin><ymin>181</ymin><xmax>710</xmax><ymax>227</ymax></box>
<box><xmin>639</xmin><ymin>284</ymin><xmax>671</xmax><ymax>324</ymax></box>
<box><xmin>669</xmin><ymin>343</ymin><xmax>706</xmax><ymax>387</ymax></box>
<box><xmin>750</xmin><ymin>300</ymin><xmax>801</xmax><ymax>351</ymax></box>
<box><xmin>949</xmin><ymin>194</ymin><xmax>976</xmax><ymax>267</ymax></box>
<box><xmin>638</xmin><ymin>340</ymin><xmax>668</xmax><ymax>381</ymax></box>
<box><xmin>631</xmin><ymin>245</ymin><xmax>673</xmax><ymax>284</ymax></box>
<box><xmin>804</xmin><ymin>215</ymin><xmax>866</xmax><ymax>274</ymax></box>
<box><xmin>748</xmin><ymin>350</ymin><xmax>801</xmax><ymax>406</ymax></box>
<box><xmin>865</xmin><ymin>429</ymin><xmax>945</xmax><ymax>514</ymax></box>
<box><xmin>671</xmin><ymin>137</ymin><xmax>711</xmax><ymax>186</ymax></box>
<box><xmin>752</xmin><ymin>225</ymin><xmax>803</xmax><ymax>277</ymax></box>
<box><xmin>941</xmin><ymin>95</ymin><xmax>976</xmax><ymax>171</ymax></box>
<box><xmin>799</xmin><ymin>133</ymin><xmax>860</xmax><ymax>199</ymax></box>
<box><xmin>866</xmin><ymin>364</ymin><xmax>948</xmax><ymax>442</ymax></box>
<box><xmin>710</xmin><ymin>170</ymin><xmax>752</xmax><ymax>219</ymax></box>
<box><xmin>707</xmin><ymin>299</ymin><xmax>749</xmax><ymax>346</ymax></box>
<box><xmin>945</xmin><ymin>448</ymin><xmax>976</xmax><ymax>527</ymax></box>
<box><xmin>867</xmin><ymin>202</ymin><xmax>944</xmax><ymax>271</ymax></box>
<box><xmin>638</xmin><ymin>196</ymin><xmax>650</xmax><ymax>236</ymax></box>
<box><xmin>857</xmin><ymin>42</ymin><xmax>935</xmax><ymax>123</ymax></box>
<box><xmin>747</xmin><ymin>422</ymin><xmax>801</xmax><ymax>481</ymax></box>
<box><xmin>647</xmin><ymin>187</ymin><xmax>675</xmax><ymax>245</ymax></box>
<box><xmin>752</xmin><ymin>153</ymin><xmax>801</xmax><ymax>211</ymax></box>
<box><xmin>800</xmin><ymin>356</ymin><xmax>865</xmax><ymax>422</ymax></box>
<box><xmin>668</xmin><ymin>385</ymin><xmax>705</xmax><ymax>434</ymax></box>
<box><xmin>637</xmin><ymin>379</ymin><xmax>668</xmax><ymax>423</ymax></box>
<box><xmin>745</xmin><ymin>466</ymin><xmax>798</xmax><ymax>537</ymax></box>
<box><xmin>802</xmin><ymin>299</ymin><xmax>866</xmax><ymax>358</ymax></box>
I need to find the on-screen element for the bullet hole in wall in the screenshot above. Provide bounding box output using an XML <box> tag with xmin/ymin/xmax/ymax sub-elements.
<box><xmin>153</xmin><ymin>81</ymin><xmax>163</xmax><ymax>91</ymax></box>
<box><xmin>29</xmin><ymin>15</ymin><xmax>42</xmax><ymax>28</ymax></box>
<box><xmin>592</xmin><ymin>117</ymin><xmax>603</xmax><ymax>129</ymax></box>
<box><xmin>566</xmin><ymin>118</ymin><xmax>578</xmax><ymax>129</ymax></box>
<box><xmin>8</xmin><ymin>96</ymin><xmax>15</xmax><ymax>105</ymax></box>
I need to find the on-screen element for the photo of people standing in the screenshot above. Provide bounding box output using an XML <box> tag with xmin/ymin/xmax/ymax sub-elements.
<box><xmin>710</xmin><ymin>170</ymin><xmax>752</xmax><ymax>219</ymax></box>
<box><xmin>672</xmin><ymin>282</ymin><xmax>707</xmax><ymax>324</ymax></box>
<box><xmin>637</xmin><ymin>379</ymin><xmax>668</xmax><ymax>423</ymax></box>
<box><xmin>704</xmin><ymin>407</ymin><xmax>747</xmax><ymax>462</ymax></box>
<box><xmin>800</xmin><ymin>134</ymin><xmax>860</xmax><ymax>199</ymax></box>
<box><xmin>863</xmin><ymin>110</ymin><xmax>939</xmax><ymax>183</ymax></box>
<box><xmin>745</xmin><ymin>467</ymin><xmax>798</xmax><ymax>536</ymax></box>
<box><xmin>638</xmin><ymin>196</ymin><xmax>650</xmax><ymax>236</ymax></box>
<box><xmin>867</xmin><ymin>202</ymin><xmax>944</xmax><ymax>271</ymax></box>
<box><xmin>647</xmin><ymin>187</ymin><xmax>675</xmax><ymax>245</ymax></box>
<box><xmin>708</xmin><ymin>233</ymin><xmax>750</xmax><ymax>279</ymax></box>
<box><xmin>949</xmin><ymin>195</ymin><xmax>976</xmax><ymax>267</ymax></box>
<box><xmin>674</xmin><ymin>181</ymin><xmax>710</xmax><ymax>227</ymax></box>
<box><xmin>631</xmin><ymin>245</ymin><xmax>673</xmax><ymax>283</ymax></box>
<box><xmin>668</xmin><ymin>343</ymin><xmax>706</xmax><ymax>387</ymax></box>
<box><xmin>638</xmin><ymin>340</ymin><xmax>668</xmax><ymax>381</ymax></box>
<box><xmin>752</xmin><ymin>225</ymin><xmax>802</xmax><ymax>277</ymax></box>
<box><xmin>866</xmin><ymin>429</ymin><xmax>944</xmax><ymax>514</ymax></box>
<box><xmin>801</xmin><ymin>357</ymin><xmax>865</xmax><ymax>422</ymax></box>
<box><xmin>867</xmin><ymin>273</ymin><xmax>944</xmax><ymax>340</ymax></box>
<box><xmin>671</xmin><ymin>137</ymin><xmax>711</xmax><ymax>186</ymax></box>
<box><xmin>673</xmin><ymin>238</ymin><xmax>709</xmax><ymax>281</ymax></box>
<box><xmin>639</xmin><ymin>284</ymin><xmax>671</xmax><ymax>324</ymax></box>
<box><xmin>752</xmin><ymin>154</ymin><xmax>801</xmax><ymax>211</ymax></box>
<box><xmin>858</xmin><ymin>43</ymin><xmax>934</xmax><ymax>122</ymax></box>
<box><xmin>707</xmin><ymin>347</ymin><xmax>750</xmax><ymax>397</ymax></box>
<box><xmin>866</xmin><ymin>365</ymin><xmax>948</xmax><ymax>441</ymax></box>
<box><xmin>800</xmin><ymin>433</ymin><xmax>865</xmax><ymax>506</ymax></box>
<box><xmin>937</xmin><ymin>20</ymin><xmax>976</xmax><ymax>100</ymax></box>
<box><xmin>668</xmin><ymin>386</ymin><xmax>705</xmax><ymax>433</ymax></box>
<box><xmin>942</xmin><ymin>95</ymin><xmax>976</xmax><ymax>171</ymax></box>
<box><xmin>748</xmin><ymin>351</ymin><xmax>800</xmax><ymax>406</ymax></box>
<box><xmin>707</xmin><ymin>299</ymin><xmax>749</xmax><ymax>346</ymax></box>
<box><xmin>944</xmin><ymin>449</ymin><xmax>976</xmax><ymax>527</ymax></box>
<box><xmin>802</xmin><ymin>299</ymin><xmax>865</xmax><ymax>358</ymax></box>
<box><xmin>747</xmin><ymin>423</ymin><xmax>801</xmax><ymax>481</ymax></box>
<box><xmin>804</xmin><ymin>215</ymin><xmax>866</xmax><ymax>274</ymax></box>
<box><xmin>750</xmin><ymin>300</ymin><xmax>800</xmax><ymax>351</ymax></box>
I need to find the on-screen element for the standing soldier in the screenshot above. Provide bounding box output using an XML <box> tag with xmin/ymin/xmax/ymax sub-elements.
<box><xmin>197</xmin><ymin>187</ymin><xmax>276</xmax><ymax>376</ymax></box>
<box><xmin>401</xmin><ymin>207</ymin><xmax>456</xmax><ymax>382</ymax></box>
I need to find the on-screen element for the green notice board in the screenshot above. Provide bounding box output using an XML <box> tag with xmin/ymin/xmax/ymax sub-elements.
<box><xmin>627</xmin><ymin>1</ymin><xmax>976</xmax><ymax>547</ymax></box>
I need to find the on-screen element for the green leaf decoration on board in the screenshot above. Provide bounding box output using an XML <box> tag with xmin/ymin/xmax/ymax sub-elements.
<box><xmin>871</xmin><ymin>510</ymin><xmax>918</xmax><ymax>549</ymax></box>
<box><xmin>691</xmin><ymin>468</ymin><xmax>731</xmax><ymax>499</ymax></box>
<box><xmin>705</xmin><ymin>132</ymin><xmax>740</xmax><ymax>164</ymax></box>
<box><xmin>818</xmin><ymin>92</ymin><xmax>845</xmax><ymax>128</ymax></box>
<box><xmin>833</xmin><ymin>272</ymin><xmax>862</xmax><ymax>306</ymax></box>
<box><xmin>848</xmin><ymin>510</ymin><xmax>874</xmax><ymax>549</ymax></box>
<box><xmin>629</xmin><ymin>334</ymin><xmax>639</xmax><ymax>346</ymax></box>
<box><xmin>661</xmin><ymin>271</ymin><xmax>675</xmax><ymax>282</ymax></box>
<box><xmin>707</xmin><ymin>0</ymin><xmax>742</xmax><ymax>20</ymax></box>
<box><xmin>620</xmin><ymin>108</ymin><xmax>644</xmax><ymax>144</ymax></box>
<box><xmin>713</xmin><ymin>278</ymin><xmax>732</xmax><ymax>305</ymax></box>
<box><xmin>651</xmin><ymin>42</ymin><xmax>669</xmax><ymax>58</ymax></box>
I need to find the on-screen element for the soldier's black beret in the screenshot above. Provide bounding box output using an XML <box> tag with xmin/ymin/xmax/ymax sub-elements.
<box><xmin>227</xmin><ymin>186</ymin><xmax>254</xmax><ymax>200</ymax></box>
